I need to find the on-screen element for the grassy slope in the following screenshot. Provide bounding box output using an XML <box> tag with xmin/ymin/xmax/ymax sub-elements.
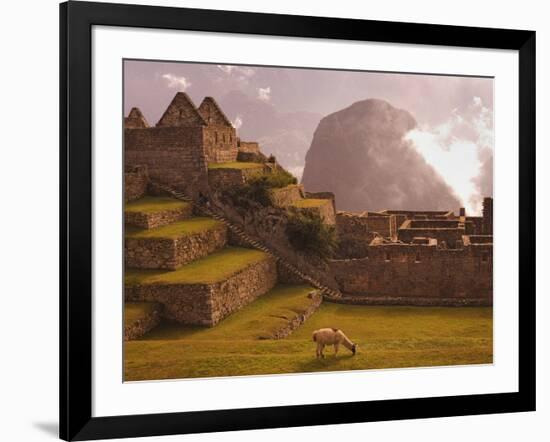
<box><xmin>125</xmin><ymin>217</ymin><xmax>222</xmax><ymax>239</ymax></box>
<box><xmin>125</xmin><ymin>302</ymin><xmax>159</xmax><ymax>327</ymax></box>
<box><xmin>292</xmin><ymin>198</ymin><xmax>329</xmax><ymax>208</ymax></box>
<box><xmin>125</xmin><ymin>196</ymin><xmax>190</xmax><ymax>214</ymax></box>
<box><xmin>125</xmin><ymin>288</ymin><xmax>493</xmax><ymax>381</ymax></box>
<box><xmin>208</xmin><ymin>161</ymin><xmax>263</xmax><ymax>170</ymax></box>
<box><xmin>125</xmin><ymin>247</ymin><xmax>269</xmax><ymax>286</ymax></box>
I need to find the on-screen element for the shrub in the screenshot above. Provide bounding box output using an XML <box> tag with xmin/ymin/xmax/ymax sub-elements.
<box><xmin>286</xmin><ymin>211</ymin><xmax>338</xmax><ymax>259</ymax></box>
<box><xmin>253</xmin><ymin>169</ymin><xmax>297</xmax><ymax>189</ymax></box>
<box><xmin>223</xmin><ymin>169</ymin><xmax>298</xmax><ymax>209</ymax></box>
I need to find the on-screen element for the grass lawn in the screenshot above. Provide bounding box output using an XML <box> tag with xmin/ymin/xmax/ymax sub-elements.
<box><xmin>208</xmin><ymin>161</ymin><xmax>264</xmax><ymax>170</ymax></box>
<box><xmin>125</xmin><ymin>302</ymin><xmax>159</xmax><ymax>327</ymax></box>
<box><xmin>125</xmin><ymin>247</ymin><xmax>269</xmax><ymax>286</ymax></box>
<box><xmin>124</xmin><ymin>285</ymin><xmax>493</xmax><ymax>381</ymax></box>
<box><xmin>125</xmin><ymin>217</ymin><xmax>222</xmax><ymax>239</ymax></box>
<box><xmin>292</xmin><ymin>198</ymin><xmax>329</xmax><ymax>208</ymax></box>
<box><xmin>125</xmin><ymin>196</ymin><xmax>190</xmax><ymax>214</ymax></box>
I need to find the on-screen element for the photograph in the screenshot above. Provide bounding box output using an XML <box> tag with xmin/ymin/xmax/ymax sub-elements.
<box><xmin>123</xmin><ymin>59</ymin><xmax>494</xmax><ymax>382</ymax></box>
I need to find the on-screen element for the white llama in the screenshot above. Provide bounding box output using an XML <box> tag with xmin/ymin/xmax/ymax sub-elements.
<box><xmin>312</xmin><ymin>328</ymin><xmax>357</xmax><ymax>358</ymax></box>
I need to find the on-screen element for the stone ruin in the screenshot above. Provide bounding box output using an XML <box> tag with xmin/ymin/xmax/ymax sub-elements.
<box><xmin>123</xmin><ymin>92</ymin><xmax>493</xmax><ymax>337</ymax></box>
<box><xmin>331</xmin><ymin>200</ymin><xmax>493</xmax><ymax>305</ymax></box>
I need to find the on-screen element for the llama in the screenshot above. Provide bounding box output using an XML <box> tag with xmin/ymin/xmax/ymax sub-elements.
<box><xmin>312</xmin><ymin>328</ymin><xmax>357</xmax><ymax>358</ymax></box>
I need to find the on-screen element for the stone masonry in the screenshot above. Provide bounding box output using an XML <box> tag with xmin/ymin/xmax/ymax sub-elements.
<box><xmin>125</xmin><ymin>222</ymin><xmax>227</xmax><ymax>270</ymax></box>
<box><xmin>124</xmin><ymin>165</ymin><xmax>149</xmax><ymax>202</ymax></box>
<box><xmin>126</xmin><ymin>256</ymin><xmax>277</xmax><ymax>326</ymax></box>
<box><xmin>125</xmin><ymin>203</ymin><xmax>193</xmax><ymax>229</ymax></box>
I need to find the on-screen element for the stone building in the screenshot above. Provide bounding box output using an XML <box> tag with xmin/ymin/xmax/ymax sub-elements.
<box><xmin>125</xmin><ymin>93</ymin><xmax>245</xmax><ymax>196</ymax></box>
<box><xmin>331</xmin><ymin>198</ymin><xmax>494</xmax><ymax>304</ymax></box>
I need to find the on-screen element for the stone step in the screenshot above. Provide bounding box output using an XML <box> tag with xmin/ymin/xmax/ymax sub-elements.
<box><xmin>125</xmin><ymin>196</ymin><xmax>193</xmax><ymax>229</ymax></box>
<box><xmin>125</xmin><ymin>217</ymin><xmax>227</xmax><ymax>270</ymax></box>
<box><xmin>125</xmin><ymin>247</ymin><xmax>277</xmax><ymax>327</ymax></box>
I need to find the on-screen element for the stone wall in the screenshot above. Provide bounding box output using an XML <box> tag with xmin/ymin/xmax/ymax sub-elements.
<box><xmin>126</xmin><ymin>256</ymin><xmax>277</xmax><ymax>326</ymax></box>
<box><xmin>210</xmin><ymin>257</ymin><xmax>277</xmax><ymax>325</ymax></box>
<box><xmin>237</xmin><ymin>151</ymin><xmax>267</xmax><ymax>163</ymax></box>
<box><xmin>305</xmin><ymin>191</ymin><xmax>336</xmax><ymax>211</ymax></box>
<box><xmin>203</xmin><ymin>125</ymin><xmax>238</xmax><ymax>163</ymax></box>
<box><xmin>266</xmin><ymin>290</ymin><xmax>323</xmax><ymax>339</ymax></box>
<box><xmin>125</xmin><ymin>204</ymin><xmax>192</xmax><ymax>229</ymax></box>
<box><xmin>124</xmin><ymin>165</ymin><xmax>148</xmax><ymax>202</ymax></box>
<box><xmin>398</xmin><ymin>219</ymin><xmax>465</xmax><ymax>248</ymax></box>
<box><xmin>329</xmin><ymin>243</ymin><xmax>492</xmax><ymax>302</ymax></box>
<box><xmin>124</xmin><ymin>305</ymin><xmax>162</xmax><ymax>341</ymax></box>
<box><xmin>335</xmin><ymin>212</ymin><xmax>394</xmax><ymax>258</ymax></box>
<box><xmin>207</xmin><ymin>166</ymin><xmax>265</xmax><ymax>188</ymax></box>
<box><xmin>291</xmin><ymin>199</ymin><xmax>336</xmax><ymax>225</ymax></box>
<box><xmin>238</xmin><ymin>141</ymin><xmax>260</xmax><ymax>153</ymax></box>
<box><xmin>269</xmin><ymin>185</ymin><xmax>305</xmax><ymax>208</ymax></box>
<box><xmin>466</xmin><ymin>216</ymin><xmax>483</xmax><ymax>235</ymax></box>
<box><xmin>483</xmin><ymin>197</ymin><xmax>493</xmax><ymax>235</ymax></box>
<box><xmin>125</xmin><ymin>126</ymin><xmax>208</xmax><ymax>196</ymax></box>
<box><xmin>125</xmin><ymin>223</ymin><xmax>227</xmax><ymax>270</ymax></box>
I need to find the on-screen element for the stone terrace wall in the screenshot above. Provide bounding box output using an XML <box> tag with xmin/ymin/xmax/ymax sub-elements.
<box><xmin>125</xmin><ymin>204</ymin><xmax>192</xmax><ymax>229</ymax></box>
<box><xmin>126</xmin><ymin>256</ymin><xmax>277</xmax><ymax>326</ymax></box>
<box><xmin>124</xmin><ymin>305</ymin><xmax>162</xmax><ymax>341</ymax></box>
<box><xmin>269</xmin><ymin>185</ymin><xmax>304</xmax><ymax>208</ymax></box>
<box><xmin>208</xmin><ymin>166</ymin><xmax>265</xmax><ymax>188</ymax></box>
<box><xmin>268</xmin><ymin>290</ymin><xmax>323</xmax><ymax>339</ymax></box>
<box><xmin>329</xmin><ymin>244</ymin><xmax>492</xmax><ymax>302</ymax></box>
<box><xmin>210</xmin><ymin>257</ymin><xmax>277</xmax><ymax>325</ymax></box>
<box><xmin>125</xmin><ymin>126</ymin><xmax>208</xmax><ymax>196</ymax></box>
<box><xmin>124</xmin><ymin>166</ymin><xmax>149</xmax><ymax>202</ymax></box>
<box><xmin>125</xmin><ymin>223</ymin><xmax>227</xmax><ymax>270</ymax></box>
<box><xmin>305</xmin><ymin>191</ymin><xmax>336</xmax><ymax>211</ymax></box>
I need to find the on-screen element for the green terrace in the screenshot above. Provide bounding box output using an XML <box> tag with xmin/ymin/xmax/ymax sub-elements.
<box><xmin>292</xmin><ymin>198</ymin><xmax>330</xmax><ymax>208</ymax></box>
<box><xmin>125</xmin><ymin>217</ymin><xmax>222</xmax><ymax>240</ymax></box>
<box><xmin>125</xmin><ymin>302</ymin><xmax>159</xmax><ymax>328</ymax></box>
<box><xmin>125</xmin><ymin>247</ymin><xmax>270</xmax><ymax>286</ymax></box>
<box><xmin>207</xmin><ymin>161</ymin><xmax>264</xmax><ymax>170</ymax></box>
<box><xmin>125</xmin><ymin>196</ymin><xmax>190</xmax><ymax>214</ymax></box>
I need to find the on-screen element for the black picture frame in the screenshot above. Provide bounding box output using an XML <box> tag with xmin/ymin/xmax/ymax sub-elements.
<box><xmin>59</xmin><ymin>1</ymin><xmax>536</xmax><ymax>440</ymax></box>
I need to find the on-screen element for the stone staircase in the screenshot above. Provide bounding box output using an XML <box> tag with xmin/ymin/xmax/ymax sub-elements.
<box><xmin>152</xmin><ymin>182</ymin><xmax>342</xmax><ymax>300</ymax></box>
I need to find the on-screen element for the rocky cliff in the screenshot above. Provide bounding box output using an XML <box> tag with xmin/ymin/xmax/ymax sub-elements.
<box><xmin>301</xmin><ymin>99</ymin><xmax>461</xmax><ymax>211</ymax></box>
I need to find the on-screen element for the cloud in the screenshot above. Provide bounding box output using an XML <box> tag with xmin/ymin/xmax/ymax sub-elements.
<box><xmin>257</xmin><ymin>86</ymin><xmax>271</xmax><ymax>102</ymax></box>
<box><xmin>405</xmin><ymin>96</ymin><xmax>493</xmax><ymax>214</ymax></box>
<box><xmin>232</xmin><ymin>115</ymin><xmax>243</xmax><ymax>130</ymax></box>
<box><xmin>161</xmin><ymin>73</ymin><xmax>192</xmax><ymax>91</ymax></box>
<box><xmin>217</xmin><ymin>65</ymin><xmax>255</xmax><ymax>79</ymax></box>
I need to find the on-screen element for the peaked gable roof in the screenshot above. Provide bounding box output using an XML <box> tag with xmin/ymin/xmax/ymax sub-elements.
<box><xmin>124</xmin><ymin>107</ymin><xmax>149</xmax><ymax>129</ymax></box>
<box><xmin>156</xmin><ymin>92</ymin><xmax>207</xmax><ymax>127</ymax></box>
<box><xmin>198</xmin><ymin>96</ymin><xmax>233</xmax><ymax>127</ymax></box>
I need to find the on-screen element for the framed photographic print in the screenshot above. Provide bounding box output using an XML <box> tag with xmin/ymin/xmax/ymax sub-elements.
<box><xmin>60</xmin><ymin>1</ymin><xmax>536</xmax><ymax>440</ymax></box>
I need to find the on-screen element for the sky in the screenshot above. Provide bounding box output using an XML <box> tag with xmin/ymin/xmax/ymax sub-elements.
<box><xmin>124</xmin><ymin>59</ymin><xmax>494</xmax><ymax>214</ymax></box>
